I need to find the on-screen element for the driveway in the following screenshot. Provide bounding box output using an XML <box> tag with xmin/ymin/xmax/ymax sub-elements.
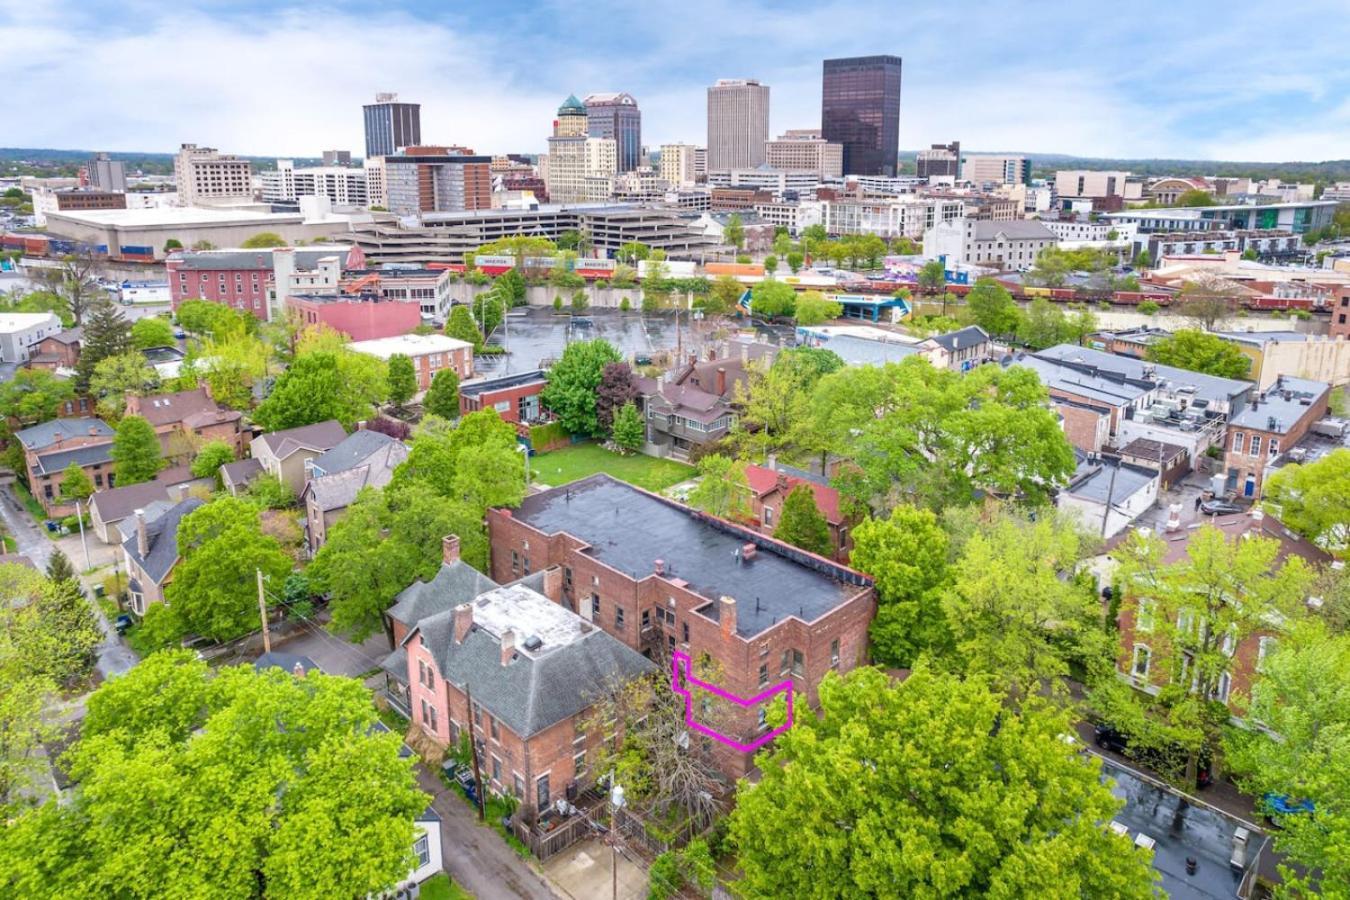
<box><xmin>265</xmin><ymin>618</ymin><xmax>394</xmax><ymax>677</ymax></box>
<box><xmin>0</xmin><ymin>485</ymin><xmax>138</xmax><ymax>679</ymax></box>
<box><xmin>413</xmin><ymin>764</ymin><xmax>561</xmax><ymax>900</ymax></box>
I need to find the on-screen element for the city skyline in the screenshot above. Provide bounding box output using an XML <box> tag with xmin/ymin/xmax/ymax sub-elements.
<box><xmin>3</xmin><ymin>0</ymin><xmax>1350</xmax><ymax>162</ymax></box>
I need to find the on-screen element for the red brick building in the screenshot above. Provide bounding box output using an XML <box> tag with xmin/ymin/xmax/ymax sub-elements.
<box><xmin>125</xmin><ymin>386</ymin><xmax>245</xmax><ymax>465</ymax></box>
<box><xmin>1223</xmin><ymin>376</ymin><xmax>1329</xmax><ymax>499</ymax></box>
<box><xmin>744</xmin><ymin>462</ymin><xmax>854</xmax><ymax>561</ymax></box>
<box><xmin>12</xmin><ymin>417</ymin><xmax>116</xmax><ymax>516</ymax></box>
<box><xmin>487</xmin><ymin>475</ymin><xmax>876</xmax><ymax>778</ymax></box>
<box><xmin>1114</xmin><ymin>509</ymin><xmax>1331</xmax><ymax>714</ymax></box>
<box><xmin>459</xmin><ymin>370</ymin><xmax>549</xmax><ymax>425</ymax></box>
<box><xmin>286</xmin><ymin>293</ymin><xmax>424</xmax><ymax>342</ymax></box>
<box><xmin>348</xmin><ymin>334</ymin><xmax>475</xmax><ymax>393</ymax></box>
<box><xmin>1333</xmin><ymin>286</ymin><xmax>1350</xmax><ymax>340</ymax></box>
<box><xmin>28</xmin><ymin>327</ymin><xmax>83</xmax><ymax>371</ymax></box>
<box><xmin>383</xmin><ymin>536</ymin><xmax>654</xmax><ymax>820</ymax></box>
<box><xmin>166</xmin><ymin>246</ymin><xmax>362</xmax><ymax>321</ymax></box>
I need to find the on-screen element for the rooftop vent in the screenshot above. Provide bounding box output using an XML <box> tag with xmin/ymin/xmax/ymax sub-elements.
<box><xmin>522</xmin><ymin>635</ymin><xmax>543</xmax><ymax>651</ymax></box>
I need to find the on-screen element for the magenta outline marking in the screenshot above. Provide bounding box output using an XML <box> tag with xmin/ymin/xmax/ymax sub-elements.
<box><xmin>671</xmin><ymin>650</ymin><xmax>794</xmax><ymax>753</ymax></box>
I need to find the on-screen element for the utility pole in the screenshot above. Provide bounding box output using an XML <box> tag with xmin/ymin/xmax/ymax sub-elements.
<box><xmin>74</xmin><ymin>497</ymin><xmax>90</xmax><ymax>570</ymax></box>
<box><xmin>465</xmin><ymin>683</ymin><xmax>486</xmax><ymax>821</ymax></box>
<box><xmin>1099</xmin><ymin>454</ymin><xmax>1119</xmax><ymax>540</ymax></box>
<box><xmin>256</xmin><ymin>568</ymin><xmax>271</xmax><ymax>653</ymax></box>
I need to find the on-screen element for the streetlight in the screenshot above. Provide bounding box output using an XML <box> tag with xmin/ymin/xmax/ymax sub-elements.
<box><xmin>608</xmin><ymin>778</ymin><xmax>626</xmax><ymax>900</ymax></box>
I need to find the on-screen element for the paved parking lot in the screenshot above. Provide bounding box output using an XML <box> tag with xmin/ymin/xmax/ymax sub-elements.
<box><xmin>476</xmin><ymin>309</ymin><xmax>708</xmax><ymax>376</ymax></box>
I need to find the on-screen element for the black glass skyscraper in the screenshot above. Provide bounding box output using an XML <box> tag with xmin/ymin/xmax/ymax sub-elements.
<box><xmin>363</xmin><ymin>95</ymin><xmax>421</xmax><ymax>158</ymax></box>
<box><xmin>821</xmin><ymin>56</ymin><xmax>902</xmax><ymax>177</ymax></box>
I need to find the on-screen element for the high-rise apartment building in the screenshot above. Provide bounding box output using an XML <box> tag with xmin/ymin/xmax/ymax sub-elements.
<box><xmin>585</xmin><ymin>93</ymin><xmax>641</xmax><ymax>173</ymax></box>
<box><xmin>173</xmin><ymin>143</ymin><xmax>253</xmax><ymax>206</ymax></box>
<box><xmin>706</xmin><ymin>79</ymin><xmax>770</xmax><ymax>172</ymax></box>
<box><xmin>363</xmin><ymin>93</ymin><xmax>422</xmax><ymax>158</ymax></box>
<box><xmin>364</xmin><ymin>156</ymin><xmax>387</xmax><ymax>209</ymax></box>
<box><xmin>961</xmin><ymin>154</ymin><xmax>1031</xmax><ymax>187</ymax></box>
<box><xmin>916</xmin><ymin>141</ymin><xmax>960</xmax><ymax>180</ymax></box>
<box><xmin>821</xmin><ymin>55</ymin><xmax>902</xmax><ymax>177</ymax></box>
<box><xmin>84</xmin><ymin>153</ymin><xmax>126</xmax><ymax>192</ymax></box>
<box><xmin>544</xmin><ymin>137</ymin><xmax>617</xmax><ymax>204</ymax></box>
<box><xmin>764</xmin><ymin>130</ymin><xmax>843</xmax><ymax>177</ymax></box>
<box><xmin>659</xmin><ymin>143</ymin><xmax>702</xmax><ymax>188</ymax></box>
<box><xmin>261</xmin><ymin>160</ymin><xmax>369</xmax><ymax>206</ymax></box>
<box><xmin>383</xmin><ymin>148</ymin><xmax>493</xmax><ymax>217</ymax></box>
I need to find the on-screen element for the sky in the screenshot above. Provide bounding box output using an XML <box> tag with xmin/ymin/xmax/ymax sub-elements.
<box><xmin>3</xmin><ymin>0</ymin><xmax>1349</xmax><ymax>162</ymax></box>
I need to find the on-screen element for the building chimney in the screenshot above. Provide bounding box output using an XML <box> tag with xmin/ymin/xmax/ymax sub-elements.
<box><xmin>715</xmin><ymin>366</ymin><xmax>726</xmax><ymax>396</ymax></box>
<box><xmin>718</xmin><ymin>595</ymin><xmax>737</xmax><ymax>638</ymax></box>
<box><xmin>688</xmin><ymin>352</ymin><xmax>697</xmax><ymax>366</ymax></box>
<box><xmin>453</xmin><ymin>602</ymin><xmax>474</xmax><ymax>643</ymax></box>
<box><xmin>442</xmin><ymin>534</ymin><xmax>461</xmax><ymax>565</ymax></box>
<box><xmin>500</xmin><ymin>629</ymin><xmax>516</xmax><ymax>665</ymax></box>
<box><xmin>134</xmin><ymin>509</ymin><xmax>148</xmax><ymax>558</ymax></box>
<box><xmin>654</xmin><ymin>558</ymin><xmax>665</xmax><ymax>576</ymax></box>
<box><xmin>542</xmin><ymin>565</ymin><xmax>563</xmax><ymax>601</ymax></box>
<box><xmin>741</xmin><ymin>542</ymin><xmax>757</xmax><ymax>562</ymax></box>
<box><xmin>292</xmin><ymin>661</ymin><xmax>306</xmax><ymax>678</ymax></box>
<box><xmin>88</xmin><ymin>425</ymin><xmax>98</xmax><ymax>436</ymax></box>
<box><xmin>766</xmin><ymin>452</ymin><xmax>777</xmax><ymax>471</ymax></box>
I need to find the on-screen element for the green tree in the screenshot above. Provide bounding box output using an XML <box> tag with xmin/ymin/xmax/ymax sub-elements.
<box><xmin>386</xmin><ymin>353</ymin><xmax>416</xmax><ymax>411</ymax></box>
<box><xmin>1016</xmin><ymin>296</ymin><xmax>1069</xmax><ymax>349</ymax></box>
<box><xmin>1176</xmin><ymin>189</ymin><xmax>1215</xmax><ymax>207</ymax></box>
<box><xmin>793</xmin><ymin>290</ymin><xmax>841</xmax><ymax>326</ymax></box>
<box><xmin>1265</xmin><ymin>448</ymin><xmax>1350</xmax><ymax>551</ymax></box>
<box><xmin>965</xmin><ymin>277</ymin><xmax>1021</xmax><ymax>338</ymax></box>
<box><xmin>89</xmin><ymin>351</ymin><xmax>160</xmax><ymax>419</ymax></box>
<box><xmin>240</xmin><ymin>231</ymin><xmax>288</xmax><ymax>248</ymax></box>
<box><xmin>686</xmin><ymin>454</ymin><xmax>751</xmax><ymax>520</ymax></box>
<box><xmin>162</xmin><ymin>238</ymin><xmax>183</xmax><ymax>252</ymax></box>
<box><xmin>168</xmin><ymin>497</ymin><xmax>292</xmax><ymax>641</ymax></box>
<box><xmin>33</xmin><ymin>249</ymin><xmax>102</xmax><ymax>326</ymax></box>
<box><xmin>1225</xmin><ymin>624</ymin><xmax>1350</xmax><ymax>897</ymax></box>
<box><xmin>423</xmin><ymin>368</ymin><xmax>461</xmax><ymax>420</ymax></box>
<box><xmin>110</xmin><ymin>414</ymin><xmax>163</xmax><ymax>485</ymax></box>
<box><xmin>59</xmin><ymin>463</ymin><xmax>94</xmax><ymax>502</ymax></box>
<box><xmin>729</xmin><ymin>666</ymin><xmax>1157</xmax><ymax>900</ymax></box>
<box><xmin>848</xmin><ymin>505</ymin><xmax>952</xmax><ymax>667</ymax></box>
<box><xmin>0</xmin><ymin>652</ymin><xmax>425</xmax><ymax>898</ymax></box>
<box><xmin>1095</xmin><ymin>526</ymin><xmax>1316</xmax><ymax>787</ymax></box>
<box><xmin>130</xmin><ymin>316</ymin><xmax>176</xmax><ymax>350</ymax></box>
<box><xmin>618</xmin><ymin>242</ymin><xmax>651</xmax><ymax>264</ymax></box>
<box><xmin>190</xmin><ymin>440</ymin><xmax>236</xmax><ymax>483</ymax></box>
<box><xmin>749</xmin><ymin>279</ymin><xmax>796</xmax><ymax>318</ymax></box>
<box><xmin>772</xmin><ymin>232</ymin><xmax>793</xmax><ymax>256</ymax></box>
<box><xmin>610</xmin><ymin>401</ymin><xmax>644</xmax><ymax>452</ymax></box>
<box><xmin>724</xmin><ymin>214</ymin><xmax>745</xmax><ymax>250</ymax></box>
<box><xmin>446</xmin><ymin>304</ymin><xmax>483</xmax><ymax>351</ymax></box>
<box><xmin>540</xmin><ymin>339</ymin><xmax>623</xmax><ymax>437</ymax></box>
<box><xmin>773</xmin><ymin>484</ymin><xmax>832</xmax><ymax>556</ymax></box>
<box><xmin>800</xmin><ymin>223</ymin><xmax>828</xmax><ymax>256</ymax></box>
<box><xmin>1145</xmin><ymin>330</ymin><xmax>1251</xmax><ymax>379</ymax></box>
<box><xmin>0</xmin><ymin>368</ymin><xmax>75</xmax><ymax>425</ymax></box>
<box><xmin>917</xmin><ymin>259</ymin><xmax>946</xmax><ymax>294</ymax></box>
<box><xmin>73</xmin><ymin>295</ymin><xmax>132</xmax><ymax>392</ymax></box>
<box><xmin>786</xmin><ymin>251</ymin><xmax>804</xmax><ymax>274</ymax></box>
<box><xmin>763</xmin><ymin>255</ymin><xmax>778</xmax><ymax>275</ymax></box>
<box><xmin>703</xmin><ymin>275</ymin><xmax>743</xmax><ymax>317</ymax></box>
<box><xmin>254</xmin><ymin>350</ymin><xmax>385</xmax><ymax>431</ymax></box>
<box><xmin>34</xmin><ymin>569</ymin><xmax>102</xmax><ymax>687</ymax></box>
<box><xmin>1133</xmin><ymin>250</ymin><xmax>1152</xmax><ymax>268</ymax></box>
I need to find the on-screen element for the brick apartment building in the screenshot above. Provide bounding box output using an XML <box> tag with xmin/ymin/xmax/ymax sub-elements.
<box><xmin>1223</xmin><ymin>375</ymin><xmax>1329</xmax><ymax>499</ymax></box>
<box><xmin>383</xmin><ymin>536</ymin><xmax>654</xmax><ymax>820</ymax></box>
<box><xmin>286</xmin><ymin>293</ymin><xmax>424</xmax><ymax>342</ymax></box>
<box><xmin>27</xmin><ymin>327</ymin><xmax>82</xmax><ymax>371</ymax></box>
<box><xmin>125</xmin><ymin>386</ymin><xmax>245</xmax><ymax>465</ymax></box>
<box><xmin>348</xmin><ymin>333</ymin><xmax>475</xmax><ymax>393</ymax></box>
<box><xmin>1114</xmin><ymin>509</ymin><xmax>1331</xmax><ymax>714</ymax></box>
<box><xmin>166</xmin><ymin>246</ymin><xmax>361</xmax><ymax>321</ymax></box>
<box><xmin>487</xmin><ymin>475</ymin><xmax>876</xmax><ymax>778</ymax></box>
<box><xmin>12</xmin><ymin>417</ymin><xmax>116</xmax><ymax>517</ymax></box>
<box><xmin>459</xmin><ymin>371</ymin><xmax>549</xmax><ymax>425</ymax></box>
<box><xmin>1334</xmin><ymin>286</ymin><xmax>1350</xmax><ymax>340</ymax></box>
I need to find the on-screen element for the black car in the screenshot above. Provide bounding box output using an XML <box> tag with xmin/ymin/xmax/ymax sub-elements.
<box><xmin>1200</xmin><ymin>499</ymin><xmax>1244</xmax><ymax>516</ymax></box>
<box><xmin>1093</xmin><ymin>724</ymin><xmax>1213</xmax><ymax>789</ymax></box>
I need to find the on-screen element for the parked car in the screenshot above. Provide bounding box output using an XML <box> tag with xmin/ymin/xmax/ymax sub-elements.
<box><xmin>1200</xmin><ymin>499</ymin><xmax>1244</xmax><ymax>516</ymax></box>
<box><xmin>1093</xmin><ymin>724</ymin><xmax>1213</xmax><ymax>789</ymax></box>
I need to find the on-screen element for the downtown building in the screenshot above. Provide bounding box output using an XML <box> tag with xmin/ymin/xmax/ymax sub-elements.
<box><xmin>659</xmin><ymin>143</ymin><xmax>704</xmax><ymax>188</ymax></box>
<box><xmin>363</xmin><ymin>93</ymin><xmax>422</xmax><ymax>158</ymax></box>
<box><xmin>764</xmin><ymin>130</ymin><xmax>843</xmax><ymax>178</ymax></box>
<box><xmin>261</xmin><ymin>160</ymin><xmax>369</xmax><ymax>207</ymax></box>
<box><xmin>585</xmin><ymin>92</ymin><xmax>642</xmax><ymax>173</ymax></box>
<box><xmin>706</xmin><ymin>79</ymin><xmax>770</xmax><ymax>171</ymax></box>
<box><xmin>961</xmin><ymin>154</ymin><xmax>1031</xmax><ymax>187</ymax></box>
<box><xmin>821</xmin><ymin>55</ymin><xmax>903</xmax><ymax>177</ymax></box>
<box><xmin>383</xmin><ymin>148</ymin><xmax>493</xmax><ymax>217</ymax></box>
<box><xmin>544</xmin><ymin>96</ymin><xmax>617</xmax><ymax>204</ymax></box>
<box><xmin>173</xmin><ymin>143</ymin><xmax>253</xmax><ymax>206</ymax></box>
<box><xmin>915</xmin><ymin>141</ymin><xmax>960</xmax><ymax>180</ymax></box>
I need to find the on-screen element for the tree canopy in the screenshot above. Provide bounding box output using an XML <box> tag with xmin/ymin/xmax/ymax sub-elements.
<box><xmin>1264</xmin><ymin>448</ymin><xmax>1350</xmax><ymax>552</ymax></box>
<box><xmin>0</xmin><ymin>652</ymin><xmax>426</xmax><ymax>899</ymax></box>
<box><xmin>849</xmin><ymin>505</ymin><xmax>952</xmax><ymax>667</ymax></box>
<box><xmin>728</xmin><ymin>666</ymin><xmax>1157</xmax><ymax>900</ymax></box>
<box><xmin>749</xmin><ymin>279</ymin><xmax>796</xmax><ymax>318</ymax></box>
<box><xmin>386</xmin><ymin>353</ymin><xmax>416</xmax><ymax>411</ymax></box>
<box><xmin>73</xmin><ymin>295</ymin><xmax>132</xmax><ymax>392</ymax></box>
<box><xmin>793</xmin><ymin>290</ymin><xmax>842</xmax><ymax>326</ymax></box>
<box><xmin>110</xmin><ymin>414</ymin><xmax>163</xmax><ymax>485</ymax></box>
<box><xmin>422</xmin><ymin>368</ymin><xmax>461</xmax><ymax>420</ymax></box>
<box><xmin>0</xmin><ymin>368</ymin><xmax>75</xmax><ymax>425</ymax></box>
<box><xmin>89</xmin><ymin>351</ymin><xmax>160</xmax><ymax>419</ymax></box>
<box><xmin>539</xmin><ymin>339</ymin><xmax>623</xmax><ymax>437</ymax></box>
<box><xmin>240</xmin><ymin>231</ymin><xmax>288</xmax><ymax>248</ymax></box>
<box><xmin>773</xmin><ymin>484</ymin><xmax>832</xmax><ymax>556</ymax></box>
<box><xmin>130</xmin><ymin>316</ymin><xmax>176</xmax><ymax>350</ymax></box>
<box><xmin>1144</xmin><ymin>329</ymin><xmax>1251</xmax><ymax>379</ymax></box>
<box><xmin>610</xmin><ymin>401</ymin><xmax>645</xmax><ymax>452</ymax></box>
<box><xmin>254</xmin><ymin>350</ymin><xmax>386</xmax><ymax>431</ymax></box>
<box><xmin>964</xmin><ymin>278</ymin><xmax>1021</xmax><ymax>338</ymax></box>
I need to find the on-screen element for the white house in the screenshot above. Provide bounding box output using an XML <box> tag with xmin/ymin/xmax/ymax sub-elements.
<box><xmin>0</xmin><ymin>312</ymin><xmax>64</xmax><ymax>364</ymax></box>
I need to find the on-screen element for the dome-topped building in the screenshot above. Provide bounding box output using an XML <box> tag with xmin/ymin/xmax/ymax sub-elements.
<box><xmin>554</xmin><ymin>94</ymin><xmax>588</xmax><ymax>137</ymax></box>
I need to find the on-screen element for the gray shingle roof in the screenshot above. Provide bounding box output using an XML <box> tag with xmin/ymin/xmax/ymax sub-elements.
<box><xmin>34</xmin><ymin>442</ymin><xmax>113</xmax><ymax>475</ymax></box>
<box><xmin>88</xmin><ymin>481</ymin><xmax>172</xmax><ymax>524</ymax></box>
<box><xmin>928</xmin><ymin>325</ymin><xmax>989</xmax><ymax>353</ymax></box>
<box><xmin>15</xmin><ymin>417</ymin><xmax>113</xmax><ymax>451</ymax></box>
<box><xmin>387</xmin><ymin>561</ymin><xmax>498</xmax><ymax>630</ymax></box>
<box><xmin>220</xmin><ymin>458</ymin><xmax>264</xmax><ymax>489</ymax></box>
<box><xmin>171</xmin><ymin>248</ymin><xmax>344</xmax><ymax>272</ymax></box>
<box><xmin>309</xmin><ymin>430</ymin><xmax>403</xmax><ymax>477</ymax></box>
<box><xmin>970</xmin><ymin>219</ymin><xmax>1056</xmax><ymax>241</ymax></box>
<box><xmin>304</xmin><ymin>431</ymin><xmax>409</xmax><ymax>512</ymax></box>
<box><xmin>121</xmin><ymin>497</ymin><xmax>205</xmax><ymax>586</ymax></box>
<box><xmin>253</xmin><ymin>420</ymin><xmax>347</xmax><ymax>460</ymax></box>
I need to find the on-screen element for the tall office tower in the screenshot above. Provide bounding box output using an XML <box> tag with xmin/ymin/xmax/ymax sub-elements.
<box><xmin>554</xmin><ymin>95</ymin><xmax>589</xmax><ymax>137</ymax></box>
<box><xmin>916</xmin><ymin>141</ymin><xmax>960</xmax><ymax>180</ymax></box>
<box><xmin>706</xmin><ymin>79</ymin><xmax>770</xmax><ymax>171</ymax></box>
<box><xmin>821</xmin><ymin>55</ymin><xmax>902</xmax><ymax>177</ymax></box>
<box><xmin>585</xmin><ymin>93</ymin><xmax>642</xmax><ymax>172</ymax></box>
<box><xmin>322</xmin><ymin>150</ymin><xmax>353</xmax><ymax>166</ymax></box>
<box><xmin>85</xmin><ymin>153</ymin><xmax>127</xmax><ymax>192</ymax></box>
<box><xmin>173</xmin><ymin>144</ymin><xmax>253</xmax><ymax>205</ymax></box>
<box><xmin>363</xmin><ymin>93</ymin><xmax>422</xmax><ymax>158</ymax></box>
<box><xmin>961</xmin><ymin>154</ymin><xmax>1031</xmax><ymax>187</ymax></box>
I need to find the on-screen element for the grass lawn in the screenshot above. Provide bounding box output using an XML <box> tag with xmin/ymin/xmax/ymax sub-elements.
<box><xmin>418</xmin><ymin>873</ymin><xmax>473</xmax><ymax>900</ymax></box>
<box><xmin>533</xmin><ymin>442</ymin><xmax>694</xmax><ymax>492</ymax></box>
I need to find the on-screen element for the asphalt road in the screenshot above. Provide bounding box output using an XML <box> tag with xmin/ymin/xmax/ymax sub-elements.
<box><xmin>0</xmin><ymin>485</ymin><xmax>139</xmax><ymax>679</ymax></box>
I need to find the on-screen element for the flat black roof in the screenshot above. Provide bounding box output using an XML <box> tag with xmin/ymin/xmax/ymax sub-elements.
<box><xmin>512</xmin><ymin>474</ymin><xmax>864</xmax><ymax>638</ymax></box>
<box><xmin>460</xmin><ymin>369</ymin><xmax>548</xmax><ymax>398</ymax></box>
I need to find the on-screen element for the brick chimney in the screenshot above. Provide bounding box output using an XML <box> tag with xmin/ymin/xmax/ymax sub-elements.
<box><xmin>292</xmin><ymin>660</ymin><xmax>306</xmax><ymax>678</ymax></box>
<box><xmin>541</xmin><ymin>565</ymin><xmax>563</xmax><ymax>601</ymax></box>
<box><xmin>442</xmin><ymin>534</ymin><xmax>460</xmax><ymax>565</ymax></box>
<box><xmin>134</xmin><ymin>508</ymin><xmax>148</xmax><ymax>558</ymax></box>
<box><xmin>654</xmin><ymin>558</ymin><xmax>665</xmax><ymax>576</ymax></box>
<box><xmin>453</xmin><ymin>602</ymin><xmax>474</xmax><ymax>643</ymax></box>
<box><xmin>715</xmin><ymin>366</ymin><xmax>726</xmax><ymax>396</ymax></box>
<box><xmin>718</xmin><ymin>595</ymin><xmax>737</xmax><ymax>638</ymax></box>
<box><xmin>500</xmin><ymin>629</ymin><xmax>516</xmax><ymax>665</ymax></box>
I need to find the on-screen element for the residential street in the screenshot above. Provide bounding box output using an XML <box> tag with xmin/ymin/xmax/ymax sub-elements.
<box><xmin>413</xmin><ymin>764</ymin><xmax>561</xmax><ymax>900</ymax></box>
<box><xmin>0</xmin><ymin>484</ymin><xmax>138</xmax><ymax>679</ymax></box>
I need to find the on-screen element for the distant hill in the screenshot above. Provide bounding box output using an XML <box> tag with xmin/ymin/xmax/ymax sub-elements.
<box><xmin>0</xmin><ymin>147</ymin><xmax>321</xmax><ymax>178</ymax></box>
<box><xmin>899</xmin><ymin>150</ymin><xmax>1350</xmax><ymax>183</ymax></box>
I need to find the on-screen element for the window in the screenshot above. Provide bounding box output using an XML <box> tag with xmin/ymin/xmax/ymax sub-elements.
<box><xmin>791</xmin><ymin>650</ymin><xmax>805</xmax><ymax>677</ymax></box>
<box><xmin>1257</xmin><ymin>636</ymin><xmax>1276</xmax><ymax>671</ymax></box>
<box><xmin>1250</xmin><ymin>435</ymin><xmax>1261</xmax><ymax>457</ymax></box>
<box><xmin>758</xmin><ymin>663</ymin><xmax>768</xmax><ymax>686</ymax></box>
<box><xmin>573</xmin><ymin>749</ymin><xmax>586</xmax><ymax>775</ymax></box>
<box><xmin>591</xmin><ymin>593</ymin><xmax>601</xmax><ymax>619</ymax></box>
<box><xmin>780</xmin><ymin>650</ymin><xmax>790</xmax><ymax>675</ymax></box>
<box><xmin>522</xmin><ymin>553</ymin><xmax>530</xmax><ymax>574</ymax></box>
<box><xmin>1213</xmin><ymin>671</ymin><xmax>1232</xmax><ymax>703</ymax></box>
<box><xmin>1268</xmin><ymin>439</ymin><xmax>1279</xmax><ymax>459</ymax></box>
<box><xmin>1177</xmin><ymin>609</ymin><xmax>1195</xmax><ymax>636</ymax></box>
<box><xmin>511</xmin><ymin>550</ymin><xmax>520</xmax><ymax>575</ymax></box>
<box><xmin>563</xmin><ymin>567</ymin><xmax>573</xmax><ymax>595</ymax></box>
<box><xmin>641</xmin><ymin>609</ymin><xmax>651</xmax><ymax>631</ymax></box>
<box><xmin>756</xmin><ymin>707</ymin><xmax>768</xmax><ymax>731</ymax></box>
<box><xmin>491</xmin><ymin>755</ymin><xmax>501</xmax><ymax>783</ymax></box>
<box><xmin>489</xmin><ymin>716</ymin><xmax>499</xmax><ymax>741</ymax></box>
<box><xmin>1135</xmin><ymin>599</ymin><xmax>1155</xmax><ymax>633</ymax></box>
<box><xmin>1131</xmin><ymin>645</ymin><xmax>1151</xmax><ymax>678</ymax></box>
<box><xmin>615</xmin><ymin>606</ymin><xmax>625</xmax><ymax>629</ymax></box>
<box><xmin>536</xmin><ymin>774</ymin><xmax>550</xmax><ymax>810</ymax></box>
<box><xmin>830</xmin><ymin>639</ymin><xmax>840</xmax><ymax>668</ymax></box>
<box><xmin>682</xmin><ymin>622</ymin><xmax>689</xmax><ymax>642</ymax></box>
<box><xmin>414</xmin><ymin>834</ymin><xmax>430</xmax><ymax>867</ymax></box>
<box><xmin>763</xmin><ymin>506</ymin><xmax>774</xmax><ymax>526</ymax></box>
<box><xmin>472</xmin><ymin>702</ymin><xmax>481</xmax><ymax>726</ymax></box>
<box><xmin>428</xmin><ymin>705</ymin><xmax>438</xmax><ymax>732</ymax></box>
<box><xmin>513</xmin><ymin>773</ymin><xmax>524</xmax><ymax>799</ymax></box>
<box><xmin>1232</xmin><ymin>431</ymin><xmax>1245</xmax><ymax>453</ymax></box>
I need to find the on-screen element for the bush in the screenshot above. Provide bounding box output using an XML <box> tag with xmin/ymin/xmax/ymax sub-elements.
<box><xmin>619</xmin><ymin>297</ymin><xmax>631</xmax><ymax>312</ymax></box>
<box><xmin>1138</xmin><ymin>300</ymin><xmax>1160</xmax><ymax>315</ymax></box>
<box><xmin>367</xmin><ymin>416</ymin><xmax>411</xmax><ymax>440</ymax></box>
<box><xmin>735</xmin><ymin>254</ymin><xmax>751</xmax><ymax>264</ymax></box>
<box><xmin>552</xmin><ymin>296</ymin><xmax>563</xmax><ymax>311</ymax></box>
